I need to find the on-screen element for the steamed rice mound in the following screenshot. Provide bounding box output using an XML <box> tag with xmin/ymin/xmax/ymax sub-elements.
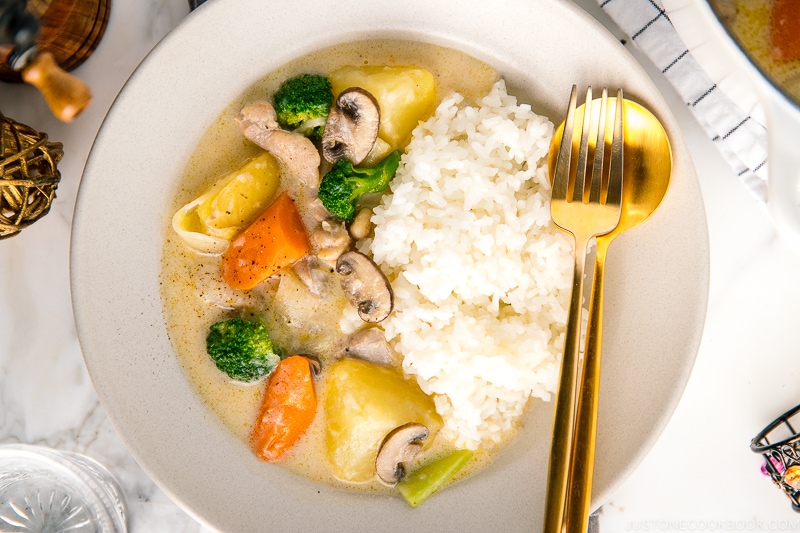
<box><xmin>361</xmin><ymin>80</ymin><xmax>573</xmax><ymax>450</ymax></box>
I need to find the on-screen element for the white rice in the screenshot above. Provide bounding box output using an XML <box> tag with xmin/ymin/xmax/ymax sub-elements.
<box><xmin>360</xmin><ymin>80</ymin><xmax>574</xmax><ymax>450</ymax></box>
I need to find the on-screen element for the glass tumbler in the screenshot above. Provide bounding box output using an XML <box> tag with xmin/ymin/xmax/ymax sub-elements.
<box><xmin>0</xmin><ymin>444</ymin><xmax>128</xmax><ymax>532</ymax></box>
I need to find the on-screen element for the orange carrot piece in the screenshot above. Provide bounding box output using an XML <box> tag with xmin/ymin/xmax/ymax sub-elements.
<box><xmin>222</xmin><ymin>191</ymin><xmax>310</xmax><ymax>290</ymax></box>
<box><xmin>772</xmin><ymin>0</ymin><xmax>800</xmax><ymax>61</ymax></box>
<box><xmin>250</xmin><ymin>355</ymin><xmax>317</xmax><ymax>462</ymax></box>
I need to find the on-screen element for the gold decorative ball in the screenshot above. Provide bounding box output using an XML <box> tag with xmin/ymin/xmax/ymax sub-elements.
<box><xmin>785</xmin><ymin>464</ymin><xmax>800</xmax><ymax>490</ymax></box>
<box><xmin>0</xmin><ymin>112</ymin><xmax>63</xmax><ymax>238</ymax></box>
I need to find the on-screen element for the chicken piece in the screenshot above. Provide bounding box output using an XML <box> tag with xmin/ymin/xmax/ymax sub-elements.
<box><xmin>312</xmin><ymin>219</ymin><xmax>352</xmax><ymax>267</ymax></box>
<box><xmin>292</xmin><ymin>255</ymin><xmax>326</xmax><ymax>296</ymax></box>
<box><xmin>306</xmin><ymin>197</ymin><xmax>334</xmax><ymax>223</ymax></box>
<box><xmin>349</xmin><ymin>207</ymin><xmax>373</xmax><ymax>240</ymax></box>
<box><xmin>236</xmin><ymin>101</ymin><xmax>321</xmax><ymax>188</ymax></box>
<box><xmin>344</xmin><ymin>327</ymin><xmax>400</xmax><ymax>367</ymax></box>
<box><xmin>191</xmin><ymin>257</ymin><xmax>269</xmax><ymax>309</ymax></box>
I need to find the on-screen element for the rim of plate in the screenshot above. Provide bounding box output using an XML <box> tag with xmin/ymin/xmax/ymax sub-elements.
<box><xmin>70</xmin><ymin>0</ymin><xmax>709</xmax><ymax>531</ymax></box>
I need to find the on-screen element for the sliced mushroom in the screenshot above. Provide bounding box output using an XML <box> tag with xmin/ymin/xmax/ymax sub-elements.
<box><xmin>344</xmin><ymin>327</ymin><xmax>400</xmax><ymax>366</ymax></box>
<box><xmin>236</xmin><ymin>101</ymin><xmax>321</xmax><ymax>188</ymax></box>
<box><xmin>336</xmin><ymin>251</ymin><xmax>393</xmax><ymax>323</ymax></box>
<box><xmin>322</xmin><ymin>88</ymin><xmax>380</xmax><ymax>165</ymax></box>
<box><xmin>375</xmin><ymin>423</ymin><xmax>429</xmax><ymax>485</ymax></box>
<box><xmin>301</xmin><ymin>354</ymin><xmax>322</xmax><ymax>376</ymax></box>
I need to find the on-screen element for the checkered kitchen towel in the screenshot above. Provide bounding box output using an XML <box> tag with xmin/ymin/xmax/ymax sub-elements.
<box><xmin>597</xmin><ymin>0</ymin><xmax>770</xmax><ymax>201</ymax></box>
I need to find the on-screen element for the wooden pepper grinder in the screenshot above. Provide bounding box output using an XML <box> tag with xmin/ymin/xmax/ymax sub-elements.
<box><xmin>0</xmin><ymin>0</ymin><xmax>110</xmax><ymax>122</ymax></box>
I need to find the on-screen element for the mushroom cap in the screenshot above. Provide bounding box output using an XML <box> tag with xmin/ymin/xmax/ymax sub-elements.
<box><xmin>336</xmin><ymin>251</ymin><xmax>393</xmax><ymax>323</ymax></box>
<box><xmin>375</xmin><ymin>423</ymin><xmax>430</xmax><ymax>485</ymax></box>
<box><xmin>304</xmin><ymin>354</ymin><xmax>322</xmax><ymax>376</ymax></box>
<box><xmin>322</xmin><ymin>88</ymin><xmax>381</xmax><ymax>165</ymax></box>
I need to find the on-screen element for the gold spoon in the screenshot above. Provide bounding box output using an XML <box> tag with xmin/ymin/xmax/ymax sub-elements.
<box><xmin>546</xmin><ymin>97</ymin><xmax>672</xmax><ymax>531</ymax></box>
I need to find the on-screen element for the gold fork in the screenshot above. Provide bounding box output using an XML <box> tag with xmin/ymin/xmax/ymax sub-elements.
<box><xmin>543</xmin><ymin>86</ymin><xmax>624</xmax><ymax>533</ymax></box>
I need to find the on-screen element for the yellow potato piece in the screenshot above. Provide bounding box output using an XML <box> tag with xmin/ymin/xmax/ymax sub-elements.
<box><xmin>329</xmin><ymin>65</ymin><xmax>436</xmax><ymax>149</ymax></box>
<box><xmin>195</xmin><ymin>152</ymin><xmax>281</xmax><ymax>239</ymax></box>
<box><xmin>325</xmin><ymin>358</ymin><xmax>443</xmax><ymax>483</ymax></box>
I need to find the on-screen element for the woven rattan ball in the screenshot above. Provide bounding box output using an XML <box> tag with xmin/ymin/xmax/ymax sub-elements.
<box><xmin>0</xmin><ymin>112</ymin><xmax>63</xmax><ymax>238</ymax></box>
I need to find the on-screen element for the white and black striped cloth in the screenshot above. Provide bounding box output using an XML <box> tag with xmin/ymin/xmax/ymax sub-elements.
<box><xmin>597</xmin><ymin>0</ymin><xmax>770</xmax><ymax>201</ymax></box>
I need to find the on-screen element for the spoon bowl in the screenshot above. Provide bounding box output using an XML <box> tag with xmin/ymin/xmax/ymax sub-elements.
<box><xmin>547</xmin><ymin>98</ymin><xmax>672</xmax><ymax>232</ymax></box>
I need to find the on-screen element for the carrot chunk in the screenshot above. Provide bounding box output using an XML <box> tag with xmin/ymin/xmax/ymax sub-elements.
<box><xmin>772</xmin><ymin>0</ymin><xmax>800</xmax><ymax>61</ymax></box>
<box><xmin>250</xmin><ymin>355</ymin><xmax>317</xmax><ymax>462</ymax></box>
<box><xmin>221</xmin><ymin>191</ymin><xmax>310</xmax><ymax>290</ymax></box>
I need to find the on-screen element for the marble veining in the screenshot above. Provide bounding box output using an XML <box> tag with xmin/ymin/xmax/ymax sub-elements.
<box><xmin>2</xmin><ymin>0</ymin><xmax>800</xmax><ymax>531</ymax></box>
<box><xmin>0</xmin><ymin>1</ymin><xmax>208</xmax><ymax>531</ymax></box>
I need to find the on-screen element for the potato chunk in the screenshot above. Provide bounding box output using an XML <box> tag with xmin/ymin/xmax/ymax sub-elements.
<box><xmin>324</xmin><ymin>358</ymin><xmax>442</xmax><ymax>482</ymax></box>
<box><xmin>172</xmin><ymin>152</ymin><xmax>281</xmax><ymax>254</ymax></box>
<box><xmin>195</xmin><ymin>152</ymin><xmax>281</xmax><ymax>239</ymax></box>
<box><xmin>329</xmin><ymin>66</ymin><xmax>436</xmax><ymax>151</ymax></box>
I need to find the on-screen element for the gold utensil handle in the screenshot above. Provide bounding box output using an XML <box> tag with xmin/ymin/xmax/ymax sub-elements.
<box><xmin>564</xmin><ymin>238</ymin><xmax>609</xmax><ymax>533</ymax></box>
<box><xmin>565</xmin><ymin>94</ymin><xmax>624</xmax><ymax>531</ymax></box>
<box><xmin>543</xmin><ymin>233</ymin><xmax>590</xmax><ymax>533</ymax></box>
<box><xmin>21</xmin><ymin>52</ymin><xmax>92</xmax><ymax>122</ymax></box>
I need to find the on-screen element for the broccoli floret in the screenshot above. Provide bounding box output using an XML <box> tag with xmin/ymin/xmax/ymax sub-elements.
<box><xmin>206</xmin><ymin>317</ymin><xmax>281</xmax><ymax>382</ymax></box>
<box><xmin>318</xmin><ymin>151</ymin><xmax>401</xmax><ymax>220</ymax></box>
<box><xmin>273</xmin><ymin>74</ymin><xmax>334</xmax><ymax>140</ymax></box>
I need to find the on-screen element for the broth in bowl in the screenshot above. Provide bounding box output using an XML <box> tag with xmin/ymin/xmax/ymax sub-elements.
<box><xmin>160</xmin><ymin>39</ymin><xmax>570</xmax><ymax>505</ymax></box>
<box><xmin>711</xmin><ymin>0</ymin><xmax>800</xmax><ymax>101</ymax></box>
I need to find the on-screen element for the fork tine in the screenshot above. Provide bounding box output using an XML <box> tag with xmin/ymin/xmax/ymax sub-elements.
<box><xmin>573</xmin><ymin>87</ymin><xmax>593</xmax><ymax>203</ymax></box>
<box><xmin>606</xmin><ymin>88</ymin><xmax>624</xmax><ymax>207</ymax></box>
<box><xmin>552</xmin><ymin>85</ymin><xmax>578</xmax><ymax>201</ymax></box>
<box><xmin>589</xmin><ymin>88</ymin><xmax>608</xmax><ymax>204</ymax></box>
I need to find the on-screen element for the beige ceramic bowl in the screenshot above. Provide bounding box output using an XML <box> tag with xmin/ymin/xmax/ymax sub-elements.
<box><xmin>71</xmin><ymin>0</ymin><xmax>709</xmax><ymax>530</ymax></box>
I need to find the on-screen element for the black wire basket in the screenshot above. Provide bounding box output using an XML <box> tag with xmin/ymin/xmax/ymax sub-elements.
<box><xmin>751</xmin><ymin>403</ymin><xmax>800</xmax><ymax>512</ymax></box>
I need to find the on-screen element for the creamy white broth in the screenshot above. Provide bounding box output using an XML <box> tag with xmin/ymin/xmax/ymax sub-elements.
<box><xmin>160</xmin><ymin>39</ymin><xmax>512</xmax><ymax>491</ymax></box>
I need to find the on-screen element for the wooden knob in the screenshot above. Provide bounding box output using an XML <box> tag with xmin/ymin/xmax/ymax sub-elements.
<box><xmin>21</xmin><ymin>51</ymin><xmax>92</xmax><ymax>122</ymax></box>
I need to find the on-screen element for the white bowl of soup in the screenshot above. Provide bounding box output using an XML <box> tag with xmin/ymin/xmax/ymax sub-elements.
<box><xmin>663</xmin><ymin>0</ymin><xmax>800</xmax><ymax>253</ymax></box>
<box><xmin>71</xmin><ymin>0</ymin><xmax>709</xmax><ymax>531</ymax></box>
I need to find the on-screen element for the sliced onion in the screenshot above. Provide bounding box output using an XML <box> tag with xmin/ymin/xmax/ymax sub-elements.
<box><xmin>171</xmin><ymin>191</ymin><xmax>230</xmax><ymax>255</ymax></box>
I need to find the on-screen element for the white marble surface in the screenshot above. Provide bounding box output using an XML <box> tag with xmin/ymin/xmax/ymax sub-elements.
<box><xmin>2</xmin><ymin>0</ymin><xmax>800</xmax><ymax>531</ymax></box>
